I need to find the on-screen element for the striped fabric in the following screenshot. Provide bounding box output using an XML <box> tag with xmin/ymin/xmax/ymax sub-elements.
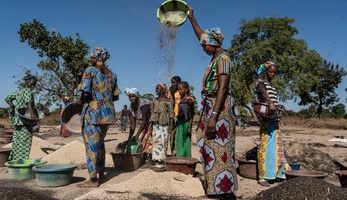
<box><xmin>256</xmin><ymin>80</ymin><xmax>278</xmax><ymax>106</ymax></box>
<box><xmin>202</xmin><ymin>53</ymin><xmax>231</xmax><ymax>93</ymax></box>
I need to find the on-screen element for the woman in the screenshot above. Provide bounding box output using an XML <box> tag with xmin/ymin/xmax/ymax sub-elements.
<box><xmin>188</xmin><ymin>6</ymin><xmax>237</xmax><ymax>199</ymax></box>
<box><xmin>149</xmin><ymin>84</ymin><xmax>174</xmax><ymax>168</ymax></box>
<box><xmin>76</xmin><ymin>47</ymin><xmax>121</xmax><ymax>188</ymax></box>
<box><xmin>255</xmin><ymin>61</ymin><xmax>290</xmax><ymax>187</ymax></box>
<box><xmin>124</xmin><ymin>87</ymin><xmax>153</xmax><ymax>154</ymax></box>
<box><xmin>5</xmin><ymin>74</ymin><xmax>38</xmax><ymax>160</ymax></box>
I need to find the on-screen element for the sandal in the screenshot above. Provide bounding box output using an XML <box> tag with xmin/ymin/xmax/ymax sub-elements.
<box><xmin>258</xmin><ymin>180</ymin><xmax>270</xmax><ymax>187</ymax></box>
<box><xmin>77</xmin><ymin>180</ymin><xmax>100</xmax><ymax>188</ymax></box>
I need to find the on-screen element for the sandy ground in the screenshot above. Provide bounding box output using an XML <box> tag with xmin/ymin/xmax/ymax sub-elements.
<box><xmin>1</xmin><ymin>124</ymin><xmax>347</xmax><ymax>199</ymax></box>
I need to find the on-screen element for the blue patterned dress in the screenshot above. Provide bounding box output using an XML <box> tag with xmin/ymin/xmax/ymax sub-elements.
<box><xmin>78</xmin><ymin>66</ymin><xmax>120</xmax><ymax>178</ymax></box>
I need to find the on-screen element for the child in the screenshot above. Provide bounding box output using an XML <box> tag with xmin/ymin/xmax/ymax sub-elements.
<box><xmin>173</xmin><ymin>81</ymin><xmax>194</xmax><ymax>157</ymax></box>
<box><xmin>149</xmin><ymin>84</ymin><xmax>174</xmax><ymax>168</ymax></box>
<box><xmin>169</xmin><ymin>76</ymin><xmax>181</xmax><ymax>154</ymax></box>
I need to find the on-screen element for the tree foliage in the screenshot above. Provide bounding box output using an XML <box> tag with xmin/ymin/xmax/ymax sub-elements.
<box><xmin>18</xmin><ymin>19</ymin><xmax>90</xmax><ymax>108</ymax></box>
<box><xmin>297</xmin><ymin>60</ymin><xmax>347</xmax><ymax>119</ymax></box>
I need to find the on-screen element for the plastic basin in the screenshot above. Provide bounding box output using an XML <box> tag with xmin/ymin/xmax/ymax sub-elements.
<box><xmin>283</xmin><ymin>170</ymin><xmax>327</xmax><ymax>180</ymax></box>
<box><xmin>5</xmin><ymin>159</ymin><xmax>47</xmax><ymax>180</ymax></box>
<box><xmin>126</xmin><ymin>140</ymin><xmax>144</xmax><ymax>154</ymax></box>
<box><xmin>32</xmin><ymin>163</ymin><xmax>77</xmax><ymax>187</ymax></box>
<box><xmin>0</xmin><ymin>148</ymin><xmax>12</xmax><ymax>167</ymax></box>
<box><xmin>289</xmin><ymin>163</ymin><xmax>301</xmax><ymax>170</ymax></box>
<box><xmin>111</xmin><ymin>152</ymin><xmax>145</xmax><ymax>171</ymax></box>
<box><xmin>335</xmin><ymin>170</ymin><xmax>347</xmax><ymax>187</ymax></box>
<box><xmin>236</xmin><ymin>157</ymin><xmax>257</xmax><ymax>180</ymax></box>
<box><xmin>0</xmin><ymin>135</ymin><xmax>13</xmax><ymax>145</ymax></box>
<box><xmin>164</xmin><ymin>157</ymin><xmax>199</xmax><ymax>175</ymax></box>
<box><xmin>157</xmin><ymin>0</ymin><xmax>189</xmax><ymax>27</ymax></box>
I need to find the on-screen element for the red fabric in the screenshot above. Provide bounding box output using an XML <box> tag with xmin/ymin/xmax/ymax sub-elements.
<box><xmin>60</xmin><ymin>126</ymin><xmax>71</xmax><ymax>138</ymax></box>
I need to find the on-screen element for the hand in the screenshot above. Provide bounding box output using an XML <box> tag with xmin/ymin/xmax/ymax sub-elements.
<box><xmin>187</xmin><ymin>6</ymin><xmax>194</xmax><ymax>20</ymax></box>
<box><xmin>206</xmin><ymin>116</ymin><xmax>217</xmax><ymax>139</ymax></box>
<box><xmin>30</xmin><ymin>113</ymin><xmax>37</xmax><ymax>120</ymax></box>
<box><xmin>277</xmin><ymin>104</ymin><xmax>286</xmax><ymax>111</ymax></box>
<box><xmin>74</xmin><ymin>98</ymin><xmax>83</xmax><ymax>106</ymax></box>
<box><xmin>268</xmin><ymin>103</ymin><xmax>276</xmax><ymax>113</ymax></box>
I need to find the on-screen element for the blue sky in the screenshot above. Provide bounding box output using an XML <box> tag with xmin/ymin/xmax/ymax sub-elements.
<box><xmin>1</xmin><ymin>0</ymin><xmax>346</xmax><ymax>112</ymax></box>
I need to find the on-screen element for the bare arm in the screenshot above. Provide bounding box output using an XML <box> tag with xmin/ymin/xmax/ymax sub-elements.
<box><xmin>257</xmin><ymin>82</ymin><xmax>276</xmax><ymax>111</ymax></box>
<box><xmin>128</xmin><ymin>111</ymin><xmax>136</xmax><ymax>141</ymax></box>
<box><xmin>27</xmin><ymin>102</ymin><xmax>37</xmax><ymax>120</ymax></box>
<box><xmin>187</xmin><ymin>6</ymin><xmax>203</xmax><ymax>41</ymax></box>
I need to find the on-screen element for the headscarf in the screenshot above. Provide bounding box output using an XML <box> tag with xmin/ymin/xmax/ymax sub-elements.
<box><xmin>24</xmin><ymin>75</ymin><xmax>37</xmax><ymax>84</ymax></box>
<box><xmin>257</xmin><ymin>61</ymin><xmax>276</xmax><ymax>75</ymax></box>
<box><xmin>158</xmin><ymin>83</ymin><xmax>172</xmax><ymax>99</ymax></box>
<box><xmin>199</xmin><ymin>27</ymin><xmax>224</xmax><ymax>47</ymax></box>
<box><xmin>91</xmin><ymin>47</ymin><xmax>110</xmax><ymax>62</ymax></box>
<box><xmin>124</xmin><ymin>87</ymin><xmax>139</xmax><ymax>97</ymax></box>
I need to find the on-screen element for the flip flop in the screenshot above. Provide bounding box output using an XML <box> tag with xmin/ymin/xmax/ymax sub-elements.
<box><xmin>77</xmin><ymin>181</ymin><xmax>100</xmax><ymax>188</ymax></box>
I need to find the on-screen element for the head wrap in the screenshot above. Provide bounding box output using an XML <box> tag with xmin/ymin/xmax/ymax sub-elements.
<box><xmin>158</xmin><ymin>83</ymin><xmax>172</xmax><ymax>99</ymax></box>
<box><xmin>91</xmin><ymin>47</ymin><xmax>110</xmax><ymax>62</ymax></box>
<box><xmin>24</xmin><ymin>75</ymin><xmax>37</xmax><ymax>84</ymax></box>
<box><xmin>124</xmin><ymin>87</ymin><xmax>139</xmax><ymax>97</ymax></box>
<box><xmin>200</xmin><ymin>27</ymin><xmax>224</xmax><ymax>46</ymax></box>
<box><xmin>257</xmin><ymin>61</ymin><xmax>276</xmax><ymax>75</ymax></box>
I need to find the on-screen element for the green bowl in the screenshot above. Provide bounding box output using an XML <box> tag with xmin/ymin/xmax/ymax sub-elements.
<box><xmin>157</xmin><ymin>0</ymin><xmax>189</xmax><ymax>27</ymax></box>
<box><xmin>5</xmin><ymin>159</ymin><xmax>47</xmax><ymax>180</ymax></box>
<box><xmin>126</xmin><ymin>140</ymin><xmax>144</xmax><ymax>154</ymax></box>
<box><xmin>32</xmin><ymin>163</ymin><xmax>77</xmax><ymax>187</ymax></box>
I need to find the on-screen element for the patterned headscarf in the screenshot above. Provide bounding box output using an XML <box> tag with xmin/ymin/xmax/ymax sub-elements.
<box><xmin>124</xmin><ymin>87</ymin><xmax>139</xmax><ymax>97</ymax></box>
<box><xmin>200</xmin><ymin>27</ymin><xmax>224</xmax><ymax>47</ymax></box>
<box><xmin>158</xmin><ymin>83</ymin><xmax>172</xmax><ymax>99</ymax></box>
<box><xmin>257</xmin><ymin>61</ymin><xmax>276</xmax><ymax>75</ymax></box>
<box><xmin>91</xmin><ymin>47</ymin><xmax>110</xmax><ymax>62</ymax></box>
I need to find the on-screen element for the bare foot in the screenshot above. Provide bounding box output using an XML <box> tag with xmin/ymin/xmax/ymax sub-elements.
<box><xmin>77</xmin><ymin>180</ymin><xmax>99</xmax><ymax>188</ymax></box>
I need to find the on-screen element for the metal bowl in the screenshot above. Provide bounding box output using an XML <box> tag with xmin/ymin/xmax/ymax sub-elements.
<box><xmin>61</xmin><ymin>102</ymin><xmax>83</xmax><ymax>134</ymax></box>
<box><xmin>17</xmin><ymin>108</ymin><xmax>45</xmax><ymax>125</ymax></box>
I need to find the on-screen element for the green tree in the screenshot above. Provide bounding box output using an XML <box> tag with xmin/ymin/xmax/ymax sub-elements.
<box><xmin>329</xmin><ymin>103</ymin><xmax>345</xmax><ymax>118</ymax></box>
<box><xmin>297</xmin><ymin>60</ymin><xmax>347</xmax><ymax>119</ymax></box>
<box><xmin>18</xmin><ymin>19</ymin><xmax>90</xmax><ymax>108</ymax></box>
<box><xmin>228</xmin><ymin>16</ymin><xmax>321</xmax><ymax>119</ymax></box>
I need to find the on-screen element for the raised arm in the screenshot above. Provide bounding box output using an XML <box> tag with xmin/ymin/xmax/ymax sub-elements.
<box><xmin>187</xmin><ymin>6</ymin><xmax>203</xmax><ymax>41</ymax></box>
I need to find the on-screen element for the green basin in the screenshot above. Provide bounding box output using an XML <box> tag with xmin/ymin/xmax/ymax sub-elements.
<box><xmin>32</xmin><ymin>163</ymin><xmax>77</xmax><ymax>187</ymax></box>
<box><xmin>5</xmin><ymin>159</ymin><xmax>47</xmax><ymax>180</ymax></box>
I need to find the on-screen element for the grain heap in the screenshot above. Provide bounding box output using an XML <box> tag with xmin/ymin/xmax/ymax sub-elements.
<box><xmin>42</xmin><ymin>140</ymin><xmax>113</xmax><ymax>168</ymax></box>
<box><xmin>253</xmin><ymin>176</ymin><xmax>347</xmax><ymax>199</ymax></box>
<box><xmin>76</xmin><ymin>170</ymin><xmax>205</xmax><ymax>200</ymax></box>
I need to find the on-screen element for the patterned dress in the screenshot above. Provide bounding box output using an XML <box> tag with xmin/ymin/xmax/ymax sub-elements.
<box><xmin>256</xmin><ymin>80</ymin><xmax>291</xmax><ymax>180</ymax></box>
<box><xmin>5</xmin><ymin>87</ymin><xmax>35</xmax><ymax>160</ymax></box>
<box><xmin>78</xmin><ymin>66</ymin><xmax>120</xmax><ymax>178</ymax></box>
<box><xmin>149</xmin><ymin>99</ymin><xmax>174</xmax><ymax>161</ymax></box>
<box><xmin>175</xmin><ymin>96</ymin><xmax>194</xmax><ymax>157</ymax></box>
<box><xmin>196</xmin><ymin>53</ymin><xmax>238</xmax><ymax>195</ymax></box>
<box><xmin>129</xmin><ymin>98</ymin><xmax>153</xmax><ymax>153</ymax></box>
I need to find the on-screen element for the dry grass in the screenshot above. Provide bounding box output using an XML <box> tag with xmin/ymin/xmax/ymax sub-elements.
<box><xmin>282</xmin><ymin>116</ymin><xmax>347</xmax><ymax>130</ymax></box>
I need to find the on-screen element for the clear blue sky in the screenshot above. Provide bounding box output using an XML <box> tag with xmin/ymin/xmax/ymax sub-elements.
<box><xmin>1</xmin><ymin>0</ymin><xmax>346</xmax><ymax>112</ymax></box>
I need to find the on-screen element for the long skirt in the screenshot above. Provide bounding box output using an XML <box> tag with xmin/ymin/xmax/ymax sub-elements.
<box><xmin>257</xmin><ymin>120</ymin><xmax>291</xmax><ymax>180</ymax></box>
<box><xmin>10</xmin><ymin>125</ymin><xmax>33</xmax><ymax>160</ymax></box>
<box><xmin>138</xmin><ymin>128</ymin><xmax>152</xmax><ymax>154</ymax></box>
<box><xmin>175</xmin><ymin>119</ymin><xmax>192</xmax><ymax>157</ymax></box>
<box><xmin>151</xmin><ymin>124</ymin><xmax>168</xmax><ymax>161</ymax></box>
<box><xmin>82</xmin><ymin>120</ymin><xmax>109</xmax><ymax>178</ymax></box>
<box><xmin>196</xmin><ymin>96</ymin><xmax>238</xmax><ymax>195</ymax></box>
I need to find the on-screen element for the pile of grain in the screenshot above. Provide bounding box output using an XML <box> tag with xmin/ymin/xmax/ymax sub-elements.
<box><xmin>42</xmin><ymin>140</ymin><xmax>113</xmax><ymax>167</ymax></box>
<box><xmin>76</xmin><ymin>170</ymin><xmax>205</xmax><ymax>200</ymax></box>
<box><xmin>253</xmin><ymin>176</ymin><xmax>347</xmax><ymax>199</ymax></box>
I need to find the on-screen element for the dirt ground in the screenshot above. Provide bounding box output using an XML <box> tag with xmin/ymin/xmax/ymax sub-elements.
<box><xmin>1</xmin><ymin>122</ymin><xmax>347</xmax><ymax>199</ymax></box>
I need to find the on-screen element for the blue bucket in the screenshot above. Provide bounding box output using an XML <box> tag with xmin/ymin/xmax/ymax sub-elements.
<box><xmin>289</xmin><ymin>164</ymin><xmax>300</xmax><ymax>170</ymax></box>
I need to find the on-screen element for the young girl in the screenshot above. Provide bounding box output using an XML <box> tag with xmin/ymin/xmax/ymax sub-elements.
<box><xmin>173</xmin><ymin>81</ymin><xmax>195</xmax><ymax>157</ymax></box>
<box><xmin>149</xmin><ymin>84</ymin><xmax>174</xmax><ymax>168</ymax></box>
<box><xmin>169</xmin><ymin>76</ymin><xmax>181</xmax><ymax>154</ymax></box>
